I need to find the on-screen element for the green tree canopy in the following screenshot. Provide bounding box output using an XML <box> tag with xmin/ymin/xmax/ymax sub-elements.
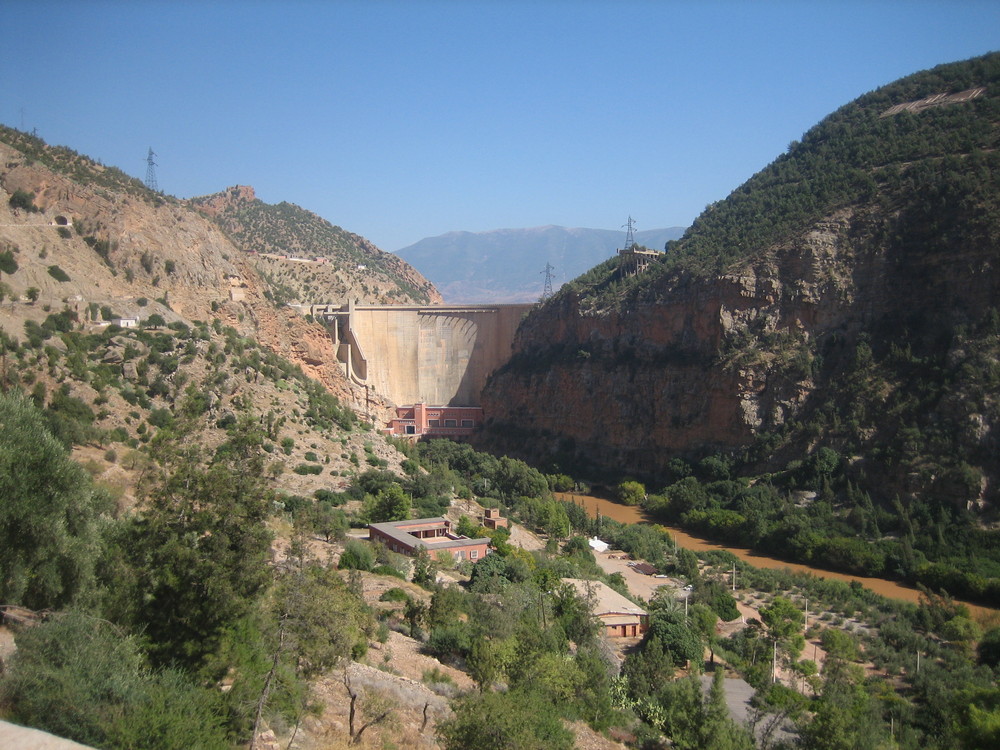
<box><xmin>105</xmin><ymin>418</ymin><xmax>273</xmax><ymax>672</ymax></box>
<box><xmin>0</xmin><ymin>393</ymin><xmax>107</xmax><ymax>610</ymax></box>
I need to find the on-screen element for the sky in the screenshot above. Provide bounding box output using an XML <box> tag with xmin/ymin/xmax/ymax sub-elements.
<box><xmin>2</xmin><ymin>1</ymin><xmax>998</xmax><ymax>252</ymax></box>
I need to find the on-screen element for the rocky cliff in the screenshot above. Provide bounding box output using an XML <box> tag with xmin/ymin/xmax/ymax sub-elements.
<box><xmin>480</xmin><ymin>53</ymin><xmax>1000</xmax><ymax>512</ymax></box>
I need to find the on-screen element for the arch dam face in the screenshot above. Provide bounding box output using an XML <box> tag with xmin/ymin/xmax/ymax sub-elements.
<box><xmin>311</xmin><ymin>302</ymin><xmax>535</xmax><ymax>407</ymax></box>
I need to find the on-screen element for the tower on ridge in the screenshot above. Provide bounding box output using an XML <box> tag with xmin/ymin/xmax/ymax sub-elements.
<box><xmin>541</xmin><ymin>262</ymin><xmax>555</xmax><ymax>300</ymax></box>
<box><xmin>622</xmin><ymin>215</ymin><xmax>637</xmax><ymax>251</ymax></box>
<box><xmin>144</xmin><ymin>147</ymin><xmax>158</xmax><ymax>192</ymax></box>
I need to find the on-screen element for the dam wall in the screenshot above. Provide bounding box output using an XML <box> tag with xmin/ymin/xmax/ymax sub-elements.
<box><xmin>312</xmin><ymin>302</ymin><xmax>534</xmax><ymax>407</ymax></box>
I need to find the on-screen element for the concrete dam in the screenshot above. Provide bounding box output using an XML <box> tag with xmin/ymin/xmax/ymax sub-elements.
<box><xmin>311</xmin><ymin>302</ymin><xmax>535</xmax><ymax>407</ymax></box>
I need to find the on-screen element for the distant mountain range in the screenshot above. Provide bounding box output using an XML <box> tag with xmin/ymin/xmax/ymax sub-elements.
<box><xmin>395</xmin><ymin>225</ymin><xmax>686</xmax><ymax>303</ymax></box>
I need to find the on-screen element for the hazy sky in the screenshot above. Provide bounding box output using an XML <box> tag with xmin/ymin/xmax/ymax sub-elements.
<box><xmin>2</xmin><ymin>1</ymin><xmax>997</xmax><ymax>251</ymax></box>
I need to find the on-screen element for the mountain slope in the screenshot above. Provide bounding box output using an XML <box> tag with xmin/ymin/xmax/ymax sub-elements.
<box><xmin>192</xmin><ymin>185</ymin><xmax>441</xmax><ymax>306</ymax></box>
<box><xmin>396</xmin><ymin>224</ymin><xmax>684</xmax><ymax>303</ymax></box>
<box><xmin>0</xmin><ymin>127</ymin><xmax>412</xmax><ymax>494</ymax></box>
<box><xmin>479</xmin><ymin>53</ymin><xmax>1000</xmax><ymax>602</ymax></box>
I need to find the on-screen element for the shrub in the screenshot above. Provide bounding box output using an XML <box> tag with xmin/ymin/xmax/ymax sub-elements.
<box><xmin>0</xmin><ymin>611</ymin><xmax>229</xmax><ymax>749</ymax></box>
<box><xmin>372</xmin><ymin>564</ymin><xmax>406</xmax><ymax>579</ymax></box>
<box><xmin>147</xmin><ymin>408</ymin><xmax>174</xmax><ymax>430</ymax></box>
<box><xmin>47</xmin><ymin>265</ymin><xmax>71</xmax><ymax>282</ymax></box>
<box><xmin>379</xmin><ymin>587</ymin><xmax>411</xmax><ymax>602</ymax></box>
<box><xmin>339</xmin><ymin>539</ymin><xmax>375</xmax><ymax>571</ymax></box>
<box><xmin>0</xmin><ymin>249</ymin><xmax>19</xmax><ymax>274</ymax></box>
<box><xmin>9</xmin><ymin>189</ymin><xmax>39</xmax><ymax>212</ymax></box>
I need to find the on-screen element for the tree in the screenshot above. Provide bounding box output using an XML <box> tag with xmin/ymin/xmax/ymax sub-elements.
<box><xmin>411</xmin><ymin>546</ymin><xmax>439</xmax><ymax>587</ymax></box>
<box><xmin>106</xmin><ymin>418</ymin><xmax>273</xmax><ymax>672</ymax></box>
<box><xmin>977</xmin><ymin>626</ymin><xmax>1000</xmax><ymax>668</ymax></box>
<box><xmin>699</xmin><ymin>668</ymin><xmax>755</xmax><ymax>750</ymax></box>
<box><xmin>617</xmin><ymin>480</ymin><xmax>646</xmax><ymax>506</ymax></box>
<box><xmin>143</xmin><ymin>313</ymin><xmax>166</xmax><ymax>329</ymax></box>
<box><xmin>647</xmin><ymin>607</ymin><xmax>704</xmax><ymax>670</ymax></box>
<box><xmin>428</xmin><ymin>585</ymin><xmax>465</xmax><ymax>629</ymax></box>
<box><xmin>691</xmin><ymin>603</ymin><xmax>720</xmax><ymax>664</ymax></box>
<box><xmin>622</xmin><ymin>635</ymin><xmax>676</xmax><ymax>696</ymax></box>
<box><xmin>364</xmin><ymin>483</ymin><xmax>411</xmax><ymax>522</ymax></box>
<box><xmin>0</xmin><ymin>393</ymin><xmax>106</xmax><ymax>610</ymax></box>
<box><xmin>467</xmin><ymin>636</ymin><xmax>516</xmax><ymax>692</ymax></box>
<box><xmin>25</xmin><ymin>286</ymin><xmax>39</xmax><ymax>303</ymax></box>
<box><xmin>248</xmin><ymin>536</ymin><xmax>371</xmax><ymax>749</ymax></box>
<box><xmin>760</xmin><ymin>596</ymin><xmax>805</xmax><ymax>641</ymax></box>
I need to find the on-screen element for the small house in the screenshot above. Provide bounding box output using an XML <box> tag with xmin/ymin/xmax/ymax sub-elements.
<box><xmin>563</xmin><ymin>578</ymin><xmax>649</xmax><ymax>638</ymax></box>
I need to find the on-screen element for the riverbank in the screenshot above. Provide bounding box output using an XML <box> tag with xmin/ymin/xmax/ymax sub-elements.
<box><xmin>558</xmin><ymin>492</ymin><xmax>1000</xmax><ymax>624</ymax></box>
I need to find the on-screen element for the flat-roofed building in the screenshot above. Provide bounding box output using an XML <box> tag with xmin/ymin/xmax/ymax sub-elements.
<box><xmin>385</xmin><ymin>403</ymin><xmax>482</xmax><ymax>438</ymax></box>
<box><xmin>564</xmin><ymin>578</ymin><xmax>649</xmax><ymax>638</ymax></box>
<box><xmin>368</xmin><ymin>517</ymin><xmax>491</xmax><ymax>563</ymax></box>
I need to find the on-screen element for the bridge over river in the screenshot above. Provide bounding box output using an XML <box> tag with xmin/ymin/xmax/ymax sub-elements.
<box><xmin>310</xmin><ymin>302</ymin><xmax>534</xmax><ymax>407</ymax></box>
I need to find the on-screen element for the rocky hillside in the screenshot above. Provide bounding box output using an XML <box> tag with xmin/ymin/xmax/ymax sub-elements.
<box><xmin>479</xmin><ymin>53</ymin><xmax>1000</xmax><ymax>594</ymax></box>
<box><xmin>192</xmin><ymin>185</ymin><xmax>441</xmax><ymax>306</ymax></box>
<box><xmin>0</xmin><ymin>127</ymin><xmax>426</xmax><ymax>504</ymax></box>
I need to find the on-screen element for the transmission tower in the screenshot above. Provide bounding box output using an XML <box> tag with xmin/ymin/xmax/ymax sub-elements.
<box><xmin>144</xmin><ymin>147</ymin><xmax>158</xmax><ymax>192</ymax></box>
<box><xmin>622</xmin><ymin>215</ymin><xmax>637</xmax><ymax>250</ymax></box>
<box><xmin>540</xmin><ymin>262</ymin><xmax>555</xmax><ymax>300</ymax></box>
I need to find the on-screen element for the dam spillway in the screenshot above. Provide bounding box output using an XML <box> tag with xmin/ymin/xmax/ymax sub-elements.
<box><xmin>312</xmin><ymin>302</ymin><xmax>534</xmax><ymax>407</ymax></box>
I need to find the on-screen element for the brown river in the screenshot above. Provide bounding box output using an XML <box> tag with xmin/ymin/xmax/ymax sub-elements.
<box><xmin>558</xmin><ymin>492</ymin><xmax>1000</xmax><ymax>623</ymax></box>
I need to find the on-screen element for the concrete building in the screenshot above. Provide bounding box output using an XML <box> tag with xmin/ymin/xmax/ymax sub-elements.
<box><xmin>617</xmin><ymin>245</ymin><xmax>663</xmax><ymax>277</ymax></box>
<box><xmin>482</xmin><ymin>508</ymin><xmax>508</xmax><ymax>530</ymax></box>
<box><xmin>384</xmin><ymin>403</ymin><xmax>482</xmax><ymax>437</ymax></box>
<box><xmin>368</xmin><ymin>517</ymin><xmax>491</xmax><ymax>562</ymax></box>
<box><xmin>564</xmin><ymin>578</ymin><xmax>649</xmax><ymax>638</ymax></box>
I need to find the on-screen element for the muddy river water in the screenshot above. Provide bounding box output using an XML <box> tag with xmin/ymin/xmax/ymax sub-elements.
<box><xmin>558</xmin><ymin>492</ymin><xmax>999</xmax><ymax>623</ymax></box>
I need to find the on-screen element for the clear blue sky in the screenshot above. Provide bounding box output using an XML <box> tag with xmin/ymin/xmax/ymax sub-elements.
<box><xmin>2</xmin><ymin>1</ymin><xmax>997</xmax><ymax>251</ymax></box>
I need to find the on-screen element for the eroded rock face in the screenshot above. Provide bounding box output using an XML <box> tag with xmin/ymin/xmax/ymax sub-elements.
<box><xmin>479</xmin><ymin>203</ymin><xmax>1000</xmax><ymax>484</ymax></box>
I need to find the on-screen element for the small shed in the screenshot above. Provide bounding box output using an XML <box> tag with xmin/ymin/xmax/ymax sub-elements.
<box><xmin>588</xmin><ymin>537</ymin><xmax>610</xmax><ymax>553</ymax></box>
